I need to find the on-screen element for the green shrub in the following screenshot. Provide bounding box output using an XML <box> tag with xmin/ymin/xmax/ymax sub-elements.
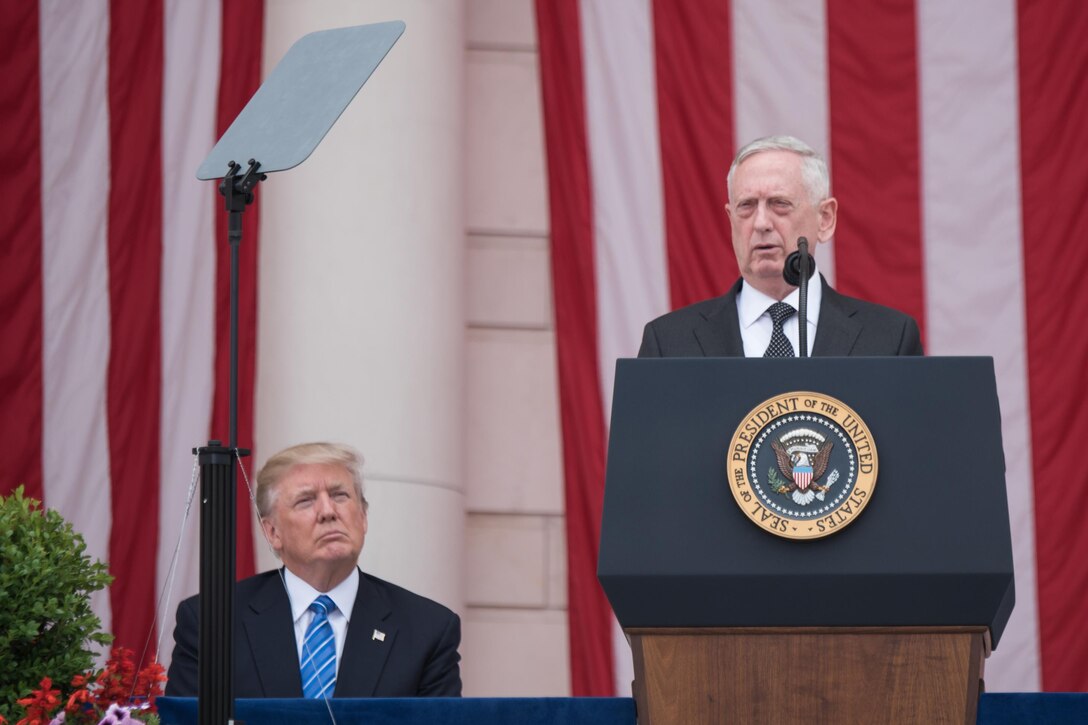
<box><xmin>0</xmin><ymin>486</ymin><xmax>113</xmax><ymax>721</ymax></box>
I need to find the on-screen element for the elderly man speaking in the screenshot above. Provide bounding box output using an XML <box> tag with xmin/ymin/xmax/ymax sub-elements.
<box><xmin>166</xmin><ymin>442</ymin><xmax>461</xmax><ymax>698</ymax></box>
<box><xmin>639</xmin><ymin>135</ymin><xmax>922</xmax><ymax>358</ymax></box>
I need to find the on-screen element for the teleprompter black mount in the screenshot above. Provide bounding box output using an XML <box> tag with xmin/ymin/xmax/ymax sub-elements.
<box><xmin>195</xmin><ymin>159</ymin><xmax>262</xmax><ymax>725</ymax></box>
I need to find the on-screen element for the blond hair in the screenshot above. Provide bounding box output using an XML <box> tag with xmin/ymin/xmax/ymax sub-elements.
<box><xmin>255</xmin><ymin>442</ymin><xmax>366</xmax><ymax>518</ymax></box>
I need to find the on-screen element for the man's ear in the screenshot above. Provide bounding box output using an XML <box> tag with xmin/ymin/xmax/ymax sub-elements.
<box><xmin>816</xmin><ymin>196</ymin><xmax>838</xmax><ymax>243</ymax></box>
<box><xmin>261</xmin><ymin>516</ymin><xmax>282</xmax><ymax>553</ymax></box>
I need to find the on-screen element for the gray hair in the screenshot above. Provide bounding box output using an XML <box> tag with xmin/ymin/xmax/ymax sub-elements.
<box><xmin>726</xmin><ymin>135</ymin><xmax>830</xmax><ymax>206</ymax></box>
<box><xmin>256</xmin><ymin>441</ymin><xmax>367</xmax><ymax>518</ymax></box>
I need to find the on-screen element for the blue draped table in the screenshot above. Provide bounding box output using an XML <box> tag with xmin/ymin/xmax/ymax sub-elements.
<box><xmin>157</xmin><ymin>697</ymin><xmax>634</xmax><ymax>725</ymax></box>
<box><xmin>157</xmin><ymin>694</ymin><xmax>1088</xmax><ymax>724</ymax></box>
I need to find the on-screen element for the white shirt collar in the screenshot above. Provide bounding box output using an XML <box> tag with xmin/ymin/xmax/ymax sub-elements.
<box><xmin>738</xmin><ymin>263</ymin><xmax>823</xmax><ymax>329</ymax></box>
<box><xmin>283</xmin><ymin>566</ymin><xmax>359</xmax><ymax>624</ymax></box>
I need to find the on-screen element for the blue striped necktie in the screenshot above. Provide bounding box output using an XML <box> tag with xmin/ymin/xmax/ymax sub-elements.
<box><xmin>300</xmin><ymin>595</ymin><xmax>337</xmax><ymax>699</ymax></box>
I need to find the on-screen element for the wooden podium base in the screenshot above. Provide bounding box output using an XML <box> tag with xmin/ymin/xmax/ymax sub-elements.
<box><xmin>627</xmin><ymin>627</ymin><xmax>989</xmax><ymax>725</ymax></box>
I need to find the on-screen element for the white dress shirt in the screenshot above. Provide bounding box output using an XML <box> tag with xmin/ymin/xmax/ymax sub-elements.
<box><xmin>283</xmin><ymin>567</ymin><xmax>359</xmax><ymax>676</ymax></box>
<box><xmin>736</xmin><ymin>265</ymin><xmax>823</xmax><ymax>357</ymax></box>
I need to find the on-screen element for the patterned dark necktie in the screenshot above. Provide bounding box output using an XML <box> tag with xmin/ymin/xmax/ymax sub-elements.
<box><xmin>300</xmin><ymin>595</ymin><xmax>337</xmax><ymax>698</ymax></box>
<box><xmin>763</xmin><ymin>302</ymin><xmax>796</xmax><ymax>358</ymax></box>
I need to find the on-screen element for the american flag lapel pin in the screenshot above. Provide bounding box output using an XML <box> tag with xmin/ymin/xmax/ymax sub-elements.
<box><xmin>372</xmin><ymin>629</ymin><xmax>386</xmax><ymax>642</ymax></box>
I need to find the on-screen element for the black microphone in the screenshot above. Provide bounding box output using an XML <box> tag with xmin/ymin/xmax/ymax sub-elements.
<box><xmin>783</xmin><ymin>238</ymin><xmax>814</xmax><ymax>357</ymax></box>
<box><xmin>783</xmin><ymin>240</ymin><xmax>816</xmax><ymax>286</ymax></box>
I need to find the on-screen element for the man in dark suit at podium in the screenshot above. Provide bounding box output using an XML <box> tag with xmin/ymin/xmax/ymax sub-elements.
<box><xmin>166</xmin><ymin>442</ymin><xmax>461</xmax><ymax>698</ymax></box>
<box><xmin>639</xmin><ymin>135</ymin><xmax>922</xmax><ymax>358</ymax></box>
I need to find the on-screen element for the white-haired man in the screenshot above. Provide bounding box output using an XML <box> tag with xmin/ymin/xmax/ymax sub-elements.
<box><xmin>639</xmin><ymin>135</ymin><xmax>923</xmax><ymax>358</ymax></box>
<box><xmin>166</xmin><ymin>442</ymin><xmax>461</xmax><ymax>698</ymax></box>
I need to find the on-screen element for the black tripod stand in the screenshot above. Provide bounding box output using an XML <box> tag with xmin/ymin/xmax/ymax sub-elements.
<box><xmin>196</xmin><ymin>159</ymin><xmax>263</xmax><ymax>725</ymax></box>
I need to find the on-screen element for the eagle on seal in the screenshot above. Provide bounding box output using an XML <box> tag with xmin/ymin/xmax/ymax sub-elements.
<box><xmin>771</xmin><ymin>436</ymin><xmax>833</xmax><ymax>494</ymax></box>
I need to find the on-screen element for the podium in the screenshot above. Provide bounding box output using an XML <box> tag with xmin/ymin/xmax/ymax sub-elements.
<box><xmin>599</xmin><ymin>357</ymin><xmax>1015</xmax><ymax>724</ymax></box>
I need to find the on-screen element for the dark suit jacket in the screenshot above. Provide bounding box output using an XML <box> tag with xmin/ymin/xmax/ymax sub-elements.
<box><xmin>165</xmin><ymin>569</ymin><xmax>461</xmax><ymax>698</ymax></box>
<box><xmin>639</xmin><ymin>276</ymin><xmax>923</xmax><ymax>357</ymax></box>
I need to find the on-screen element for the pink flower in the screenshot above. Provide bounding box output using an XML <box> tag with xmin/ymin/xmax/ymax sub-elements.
<box><xmin>95</xmin><ymin>704</ymin><xmax>137</xmax><ymax>725</ymax></box>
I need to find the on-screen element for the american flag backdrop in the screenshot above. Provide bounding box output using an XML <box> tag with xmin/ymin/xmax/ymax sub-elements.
<box><xmin>536</xmin><ymin>0</ymin><xmax>1088</xmax><ymax>697</ymax></box>
<box><xmin>0</xmin><ymin>0</ymin><xmax>263</xmax><ymax>666</ymax></box>
<box><xmin>4</xmin><ymin>0</ymin><xmax>1087</xmax><ymax>700</ymax></box>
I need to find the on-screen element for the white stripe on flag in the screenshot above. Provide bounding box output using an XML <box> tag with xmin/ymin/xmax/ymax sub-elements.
<box><xmin>158</xmin><ymin>0</ymin><xmax>222</xmax><ymax>669</ymax></box>
<box><xmin>39</xmin><ymin>0</ymin><xmax>114</xmax><ymax>642</ymax></box>
<box><xmin>917</xmin><ymin>0</ymin><xmax>1039</xmax><ymax>689</ymax></box>
<box><xmin>731</xmin><ymin>0</ymin><xmax>836</xmax><ymax>286</ymax></box>
<box><xmin>580</xmin><ymin>0</ymin><xmax>668</xmax><ymax>696</ymax></box>
<box><xmin>581</xmin><ymin>0</ymin><xmax>670</xmax><ymax>413</ymax></box>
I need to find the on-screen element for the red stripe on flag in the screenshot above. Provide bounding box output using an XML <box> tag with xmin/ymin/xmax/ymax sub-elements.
<box><xmin>652</xmin><ymin>0</ymin><xmax>737</xmax><ymax>308</ymax></box>
<box><xmin>211</xmin><ymin>0</ymin><xmax>264</xmax><ymax>580</ymax></box>
<box><xmin>0</xmin><ymin>5</ymin><xmax>43</xmax><ymax>501</ymax></box>
<box><xmin>107</xmin><ymin>0</ymin><xmax>164</xmax><ymax>653</ymax></box>
<box><xmin>826</xmin><ymin>0</ymin><xmax>926</xmax><ymax>342</ymax></box>
<box><xmin>535</xmin><ymin>0</ymin><xmax>615</xmax><ymax>696</ymax></box>
<box><xmin>1017</xmin><ymin>0</ymin><xmax>1088</xmax><ymax>692</ymax></box>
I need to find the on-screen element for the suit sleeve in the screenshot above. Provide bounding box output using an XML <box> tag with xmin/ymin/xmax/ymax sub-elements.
<box><xmin>164</xmin><ymin>597</ymin><xmax>199</xmax><ymax>696</ymax></box>
<box><xmin>416</xmin><ymin>610</ymin><xmax>462</xmax><ymax>696</ymax></box>
<box><xmin>638</xmin><ymin>321</ymin><xmax>662</xmax><ymax>357</ymax></box>
<box><xmin>898</xmin><ymin>316</ymin><xmax>924</xmax><ymax>356</ymax></box>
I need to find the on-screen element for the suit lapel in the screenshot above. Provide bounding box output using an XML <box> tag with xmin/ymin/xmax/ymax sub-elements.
<box><xmin>335</xmin><ymin>572</ymin><xmax>396</xmax><ymax>697</ymax></box>
<box><xmin>811</xmin><ymin>278</ymin><xmax>862</xmax><ymax>356</ymax></box>
<box><xmin>240</xmin><ymin>570</ymin><xmax>303</xmax><ymax>697</ymax></box>
<box><xmin>693</xmin><ymin>280</ymin><xmax>745</xmax><ymax>356</ymax></box>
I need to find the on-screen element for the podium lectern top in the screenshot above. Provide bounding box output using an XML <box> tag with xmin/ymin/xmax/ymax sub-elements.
<box><xmin>598</xmin><ymin>356</ymin><xmax>1015</xmax><ymax>646</ymax></box>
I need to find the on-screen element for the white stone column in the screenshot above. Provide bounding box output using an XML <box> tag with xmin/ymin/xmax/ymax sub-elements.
<box><xmin>257</xmin><ymin>0</ymin><xmax>465</xmax><ymax>615</ymax></box>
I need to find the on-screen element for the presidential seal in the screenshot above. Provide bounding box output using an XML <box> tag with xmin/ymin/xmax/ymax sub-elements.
<box><xmin>726</xmin><ymin>392</ymin><xmax>877</xmax><ymax>540</ymax></box>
